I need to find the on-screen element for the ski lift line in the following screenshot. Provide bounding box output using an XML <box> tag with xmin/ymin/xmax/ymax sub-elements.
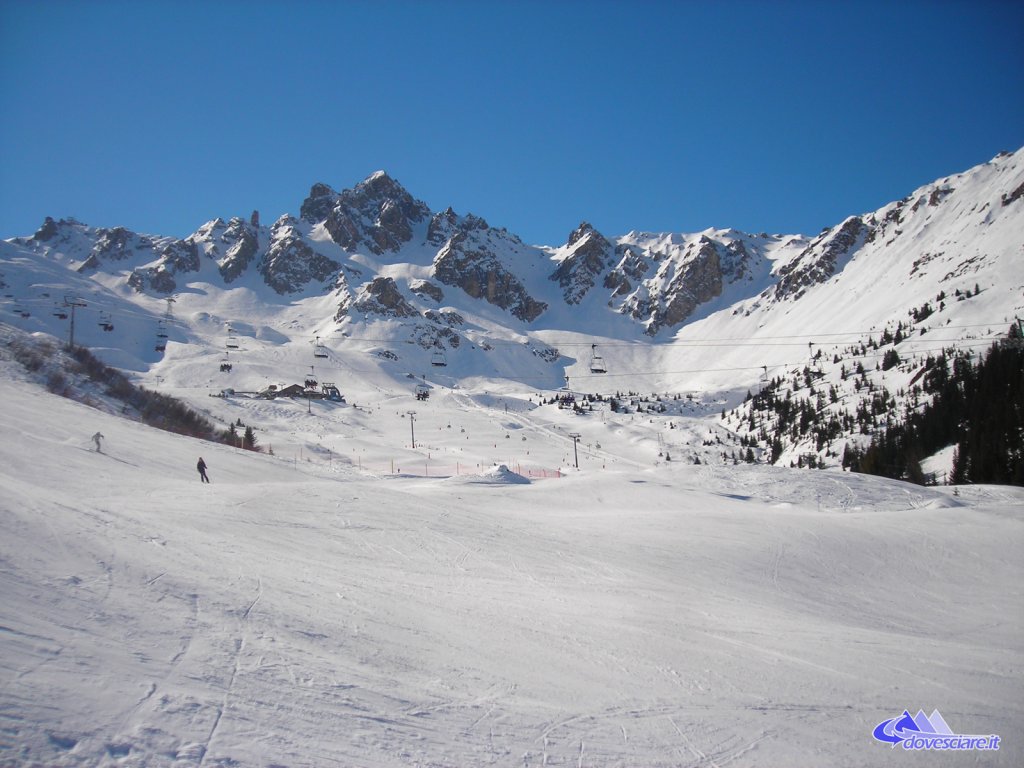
<box><xmin>9</xmin><ymin>294</ymin><xmax>1000</xmax><ymax>343</ymax></box>
<box><xmin>2</xmin><ymin>298</ymin><xmax>187</xmax><ymax>331</ymax></box>
<box><xmin>7</xmin><ymin>298</ymin><xmax>1010</xmax><ymax>348</ymax></box>
<box><xmin>509</xmin><ymin>339</ymin><xmax>1006</xmax><ymax>388</ymax></box>
<box><xmin>1</xmin><ymin>295</ymin><xmax>171</xmax><ymax>319</ymax></box>
<box><xmin>321</xmin><ymin>322</ymin><xmax>1012</xmax><ymax>349</ymax></box>
<box><xmin>553</xmin><ymin>337</ymin><xmax>1006</xmax><ymax>375</ymax></box>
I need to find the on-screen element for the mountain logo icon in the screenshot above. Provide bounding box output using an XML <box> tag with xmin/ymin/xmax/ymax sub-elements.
<box><xmin>872</xmin><ymin>709</ymin><xmax>1000</xmax><ymax>751</ymax></box>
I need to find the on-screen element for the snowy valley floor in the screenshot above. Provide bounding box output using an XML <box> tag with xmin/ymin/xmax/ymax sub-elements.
<box><xmin>1</xmin><ymin>370</ymin><xmax>1022</xmax><ymax>767</ymax></box>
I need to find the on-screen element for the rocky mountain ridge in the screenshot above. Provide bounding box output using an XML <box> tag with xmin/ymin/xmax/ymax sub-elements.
<box><xmin>9</xmin><ymin>149</ymin><xmax>1024</xmax><ymax>348</ymax></box>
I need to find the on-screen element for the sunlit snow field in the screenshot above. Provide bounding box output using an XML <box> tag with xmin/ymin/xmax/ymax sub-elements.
<box><xmin>1</xmin><ymin>353</ymin><xmax>1021</xmax><ymax>767</ymax></box>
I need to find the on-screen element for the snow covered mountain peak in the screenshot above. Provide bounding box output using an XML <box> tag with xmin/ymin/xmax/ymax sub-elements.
<box><xmin>2</xmin><ymin>147</ymin><xmax>1022</xmax><ymax>384</ymax></box>
<box><xmin>298</xmin><ymin>170</ymin><xmax>431</xmax><ymax>257</ymax></box>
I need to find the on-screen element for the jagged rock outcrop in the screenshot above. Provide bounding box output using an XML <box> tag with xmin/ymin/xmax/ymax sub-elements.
<box><xmin>432</xmin><ymin>231</ymin><xmax>547</xmax><ymax>322</ymax></box>
<box><xmin>412</xmin><ymin>322</ymin><xmax>461</xmax><ymax>351</ymax></box>
<box><xmin>77</xmin><ymin>227</ymin><xmax>157</xmax><ymax>272</ymax></box>
<box><xmin>411</xmin><ymin>279</ymin><xmax>444</xmax><ymax>302</ymax></box>
<box><xmin>604</xmin><ymin>246</ymin><xmax>651</xmax><ymax>297</ymax></box>
<box><xmin>427</xmin><ymin>207</ymin><xmax>460</xmax><ymax>246</ymax></box>
<box><xmin>616</xmin><ymin>235</ymin><xmax>758</xmax><ymax>335</ymax></box>
<box><xmin>216</xmin><ymin>218</ymin><xmax>260</xmax><ymax>284</ymax></box>
<box><xmin>423</xmin><ymin>308</ymin><xmax>464</xmax><ymax>327</ymax></box>
<box><xmin>550</xmin><ymin>222</ymin><xmax>615</xmax><ymax>304</ymax></box>
<box><xmin>258</xmin><ymin>216</ymin><xmax>340</xmax><ymax>295</ymax></box>
<box><xmin>127</xmin><ymin>240</ymin><xmax>199</xmax><ymax>294</ymax></box>
<box><xmin>94</xmin><ymin>227</ymin><xmax>150</xmax><ymax>262</ymax></box>
<box><xmin>352</xmin><ymin>276</ymin><xmax>419</xmax><ymax>318</ymax></box>
<box><xmin>300</xmin><ymin>172</ymin><xmax>431</xmax><ymax>255</ymax></box>
<box><xmin>426</xmin><ymin>208</ymin><xmax>489</xmax><ymax>246</ymax></box>
<box><xmin>647</xmin><ymin>240</ymin><xmax>724</xmax><ymax>333</ymax></box>
<box><xmin>774</xmin><ymin>216</ymin><xmax>870</xmax><ymax>300</ymax></box>
<box><xmin>1002</xmin><ymin>180</ymin><xmax>1024</xmax><ymax>207</ymax></box>
<box><xmin>32</xmin><ymin>217</ymin><xmax>59</xmax><ymax>242</ymax></box>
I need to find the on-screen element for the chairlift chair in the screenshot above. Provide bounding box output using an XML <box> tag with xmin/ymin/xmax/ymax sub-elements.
<box><xmin>589</xmin><ymin>344</ymin><xmax>607</xmax><ymax>374</ymax></box>
<box><xmin>431</xmin><ymin>350</ymin><xmax>447</xmax><ymax>367</ymax></box>
<box><xmin>312</xmin><ymin>335</ymin><xmax>330</xmax><ymax>359</ymax></box>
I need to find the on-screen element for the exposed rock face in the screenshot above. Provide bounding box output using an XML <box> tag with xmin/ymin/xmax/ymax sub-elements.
<box><xmin>550</xmin><ymin>222</ymin><xmax>615</xmax><ymax>304</ymax></box>
<box><xmin>258</xmin><ymin>216</ymin><xmax>340</xmax><ymax>295</ymax></box>
<box><xmin>127</xmin><ymin>240</ymin><xmax>199</xmax><ymax>294</ymax></box>
<box><xmin>1003</xmin><ymin>180</ymin><xmax>1024</xmax><ymax>207</ymax></box>
<box><xmin>217</xmin><ymin>218</ymin><xmax>260</xmax><ymax>284</ymax></box>
<box><xmin>412</xmin><ymin>321</ymin><xmax>462</xmax><ymax>351</ymax></box>
<box><xmin>615</xmin><ymin>235</ymin><xmax>759</xmax><ymax>335</ymax></box>
<box><xmin>774</xmin><ymin>216</ymin><xmax>869</xmax><ymax>300</ymax></box>
<box><xmin>352</xmin><ymin>276</ymin><xmax>419</xmax><ymax>318</ymax></box>
<box><xmin>604</xmin><ymin>246</ymin><xmax>651</xmax><ymax>297</ymax></box>
<box><xmin>423</xmin><ymin>308</ymin><xmax>464</xmax><ymax>327</ymax></box>
<box><xmin>432</xmin><ymin>231</ymin><xmax>547</xmax><ymax>322</ymax></box>
<box><xmin>300</xmin><ymin>172</ymin><xmax>431</xmax><ymax>255</ymax></box>
<box><xmin>427</xmin><ymin>208</ymin><xmax>490</xmax><ymax>247</ymax></box>
<box><xmin>427</xmin><ymin>207</ymin><xmax>460</xmax><ymax>246</ymax></box>
<box><xmin>33</xmin><ymin>217</ymin><xmax>59</xmax><ymax>242</ymax></box>
<box><xmin>411</xmin><ymin>279</ymin><xmax>444</xmax><ymax>302</ymax></box>
<box><xmin>94</xmin><ymin>227</ymin><xmax>149</xmax><ymax>262</ymax></box>
<box><xmin>648</xmin><ymin>240</ymin><xmax>724</xmax><ymax>333</ymax></box>
<box><xmin>77</xmin><ymin>227</ymin><xmax>156</xmax><ymax>272</ymax></box>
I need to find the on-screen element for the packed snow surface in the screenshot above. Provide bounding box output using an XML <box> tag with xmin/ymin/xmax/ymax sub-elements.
<box><xmin>1</xmin><ymin>355</ymin><xmax>1021</xmax><ymax>767</ymax></box>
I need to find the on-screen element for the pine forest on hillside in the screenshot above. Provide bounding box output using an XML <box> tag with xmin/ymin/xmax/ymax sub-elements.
<box><xmin>842</xmin><ymin>335</ymin><xmax>1024</xmax><ymax>486</ymax></box>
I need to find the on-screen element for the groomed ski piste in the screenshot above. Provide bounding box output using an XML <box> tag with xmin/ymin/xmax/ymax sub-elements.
<box><xmin>1</xmin><ymin>331</ymin><xmax>1021</xmax><ymax>767</ymax></box>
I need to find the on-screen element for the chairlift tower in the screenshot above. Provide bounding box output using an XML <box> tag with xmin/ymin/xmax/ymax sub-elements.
<box><xmin>568</xmin><ymin>432</ymin><xmax>581</xmax><ymax>469</ymax></box>
<box><xmin>62</xmin><ymin>296</ymin><xmax>87</xmax><ymax>348</ymax></box>
<box><xmin>406</xmin><ymin>410</ymin><xmax>417</xmax><ymax>449</ymax></box>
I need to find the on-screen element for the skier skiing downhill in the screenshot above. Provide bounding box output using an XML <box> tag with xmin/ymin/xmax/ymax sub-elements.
<box><xmin>92</xmin><ymin>432</ymin><xmax>104</xmax><ymax>453</ymax></box>
<box><xmin>197</xmin><ymin>457</ymin><xmax>210</xmax><ymax>483</ymax></box>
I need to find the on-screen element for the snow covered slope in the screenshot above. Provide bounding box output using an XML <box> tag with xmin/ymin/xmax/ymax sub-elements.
<box><xmin>2</xmin><ymin>147</ymin><xmax>1022</xmax><ymax>766</ymax></box>
<box><xmin>1</xmin><ymin>343</ymin><xmax>1021</xmax><ymax>766</ymax></box>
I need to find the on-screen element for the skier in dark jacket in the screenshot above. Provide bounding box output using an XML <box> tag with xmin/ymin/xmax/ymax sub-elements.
<box><xmin>197</xmin><ymin>457</ymin><xmax>210</xmax><ymax>483</ymax></box>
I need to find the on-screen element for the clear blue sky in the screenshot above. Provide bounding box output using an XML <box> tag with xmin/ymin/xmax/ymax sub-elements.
<box><xmin>2</xmin><ymin>0</ymin><xmax>1022</xmax><ymax>245</ymax></box>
